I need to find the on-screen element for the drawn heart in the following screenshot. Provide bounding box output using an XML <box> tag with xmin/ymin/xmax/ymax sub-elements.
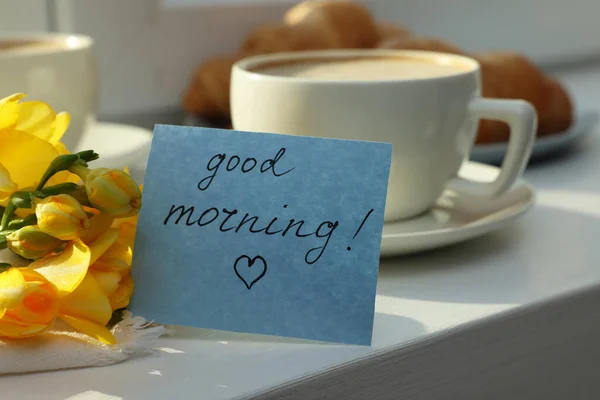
<box><xmin>234</xmin><ymin>255</ymin><xmax>268</xmax><ymax>290</ymax></box>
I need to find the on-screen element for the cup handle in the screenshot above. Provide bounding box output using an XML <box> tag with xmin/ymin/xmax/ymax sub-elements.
<box><xmin>447</xmin><ymin>98</ymin><xmax>537</xmax><ymax>197</ymax></box>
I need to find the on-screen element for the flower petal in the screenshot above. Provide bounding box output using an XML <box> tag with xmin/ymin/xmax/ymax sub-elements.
<box><xmin>59</xmin><ymin>274</ymin><xmax>112</xmax><ymax>326</ymax></box>
<box><xmin>0</xmin><ymin>130</ymin><xmax>59</xmax><ymax>190</ymax></box>
<box><xmin>54</xmin><ymin>141</ymin><xmax>70</xmax><ymax>155</ymax></box>
<box><xmin>0</xmin><ymin>318</ymin><xmax>50</xmax><ymax>338</ymax></box>
<box><xmin>101</xmin><ymin>226</ymin><xmax>134</xmax><ymax>267</ymax></box>
<box><xmin>59</xmin><ymin>314</ymin><xmax>116</xmax><ymax>345</ymax></box>
<box><xmin>59</xmin><ymin>274</ymin><xmax>115</xmax><ymax>344</ymax></box>
<box><xmin>29</xmin><ymin>239</ymin><xmax>91</xmax><ymax>297</ymax></box>
<box><xmin>50</xmin><ymin>112</ymin><xmax>70</xmax><ymax>144</ymax></box>
<box><xmin>109</xmin><ymin>275</ymin><xmax>134</xmax><ymax>310</ymax></box>
<box><xmin>12</xmin><ymin>101</ymin><xmax>56</xmax><ymax>142</ymax></box>
<box><xmin>0</xmin><ymin>94</ymin><xmax>24</xmax><ymax>129</ymax></box>
<box><xmin>47</xmin><ymin>170</ymin><xmax>81</xmax><ymax>187</ymax></box>
<box><xmin>0</xmin><ymin>269</ymin><xmax>26</xmax><ymax>317</ymax></box>
<box><xmin>111</xmin><ymin>216</ymin><xmax>138</xmax><ymax>252</ymax></box>
<box><xmin>14</xmin><ymin>208</ymin><xmax>33</xmax><ymax>219</ymax></box>
<box><xmin>0</xmin><ymin>268</ymin><xmax>59</xmax><ymax>339</ymax></box>
<box><xmin>83</xmin><ymin>213</ymin><xmax>115</xmax><ymax>244</ymax></box>
<box><xmin>112</xmin><ymin>214</ymin><xmax>139</xmax><ymax>229</ymax></box>
<box><xmin>88</xmin><ymin>228</ymin><xmax>120</xmax><ymax>265</ymax></box>
<box><xmin>90</xmin><ymin>270</ymin><xmax>121</xmax><ymax>296</ymax></box>
<box><xmin>0</xmin><ymin>162</ymin><xmax>17</xmax><ymax>193</ymax></box>
<box><xmin>0</xmin><ymin>93</ymin><xmax>25</xmax><ymax>106</ymax></box>
<box><xmin>9</xmin><ymin>269</ymin><xmax>59</xmax><ymax>324</ymax></box>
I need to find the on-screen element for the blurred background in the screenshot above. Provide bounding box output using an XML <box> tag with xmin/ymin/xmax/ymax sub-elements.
<box><xmin>3</xmin><ymin>0</ymin><xmax>600</xmax><ymax>128</ymax></box>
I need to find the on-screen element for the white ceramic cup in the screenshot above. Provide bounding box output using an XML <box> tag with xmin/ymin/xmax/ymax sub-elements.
<box><xmin>231</xmin><ymin>49</ymin><xmax>537</xmax><ymax>222</ymax></box>
<box><xmin>0</xmin><ymin>33</ymin><xmax>97</xmax><ymax>151</ymax></box>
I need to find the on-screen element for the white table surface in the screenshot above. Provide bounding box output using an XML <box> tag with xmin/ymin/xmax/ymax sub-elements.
<box><xmin>4</xmin><ymin>65</ymin><xmax>600</xmax><ymax>400</ymax></box>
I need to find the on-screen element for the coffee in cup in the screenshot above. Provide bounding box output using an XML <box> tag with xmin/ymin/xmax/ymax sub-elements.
<box><xmin>231</xmin><ymin>50</ymin><xmax>536</xmax><ymax>222</ymax></box>
<box><xmin>0</xmin><ymin>34</ymin><xmax>97</xmax><ymax>151</ymax></box>
<box><xmin>250</xmin><ymin>56</ymin><xmax>472</xmax><ymax>81</ymax></box>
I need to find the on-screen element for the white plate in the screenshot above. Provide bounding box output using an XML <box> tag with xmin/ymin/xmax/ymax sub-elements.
<box><xmin>470</xmin><ymin>111</ymin><xmax>599</xmax><ymax>165</ymax></box>
<box><xmin>74</xmin><ymin>122</ymin><xmax>153</xmax><ymax>182</ymax></box>
<box><xmin>381</xmin><ymin>161</ymin><xmax>535</xmax><ymax>257</ymax></box>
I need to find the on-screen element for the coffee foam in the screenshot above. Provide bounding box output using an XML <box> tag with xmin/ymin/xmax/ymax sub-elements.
<box><xmin>0</xmin><ymin>39</ymin><xmax>69</xmax><ymax>54</ymax></box>
<box><xmin>250</xmin><ymin>55</ymin><xmax>474</xmax><ymax>81</ymax></box>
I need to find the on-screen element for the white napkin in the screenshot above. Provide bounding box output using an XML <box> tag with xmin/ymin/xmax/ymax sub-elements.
<box><xmin>0</xmin><ymin>312</ymin><xmax>165</xmax><ymax>375</ymax></box>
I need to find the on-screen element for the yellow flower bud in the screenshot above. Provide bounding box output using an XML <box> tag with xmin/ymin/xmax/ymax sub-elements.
<box><xmin>84</xmin><ymin>168</ymin><xmax>142</xmax><ymax>218</ymax></box>
<box><xmin>35</xmin><ymin>194</ymin><xmax>89</xmax><ymax>240</ymax></box>
<box><xmin>6</xmin><ymin>225</ymin><xmax>66</xmax><ymax>260</ymax></box>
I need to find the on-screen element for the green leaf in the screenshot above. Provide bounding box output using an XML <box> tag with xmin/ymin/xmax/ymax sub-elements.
<box><xmin>0</xmin><ymin>263</ymin><xmax>11</xmax><ymax>272</ymax></box>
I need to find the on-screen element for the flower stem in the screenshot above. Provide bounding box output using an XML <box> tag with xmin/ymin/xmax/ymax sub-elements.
<box><xmin>7</xmin><ymin>213</ymin><xmax>37</xmax><ymax>230</ymax></box>
<box><xmin>68</xmin><ymin>163</ymin><xmax>91</xmax><ymax>181</ymax></box>
<box><xmin>41</xmin><ymin>182</ymin><xmax>79</xmax><ymax>196</ymax></box>
<box><xmin>69</xmin><ymin>186</ymin><xmax>92</xmax><ymax>206</ymax></box>
<box><xmin>36</xmin><ymin>154</ymin><xmax>80</xmax><ymax>191</ymax></box>
<box><xmin>36</xmin><ymin>150</ymin><xmax>98</xmax><ymax>191</ymax></box>
<box><xmin>0</xmin><ymin>201</ymin><xmax>16</xmax><ymax>231</ymax></box>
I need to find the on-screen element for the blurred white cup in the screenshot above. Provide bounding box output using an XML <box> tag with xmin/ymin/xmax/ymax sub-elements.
<box><xmin>0</xmin><ymin>33</ymin><xmax>97</xmax><ymax>151</ymax></box>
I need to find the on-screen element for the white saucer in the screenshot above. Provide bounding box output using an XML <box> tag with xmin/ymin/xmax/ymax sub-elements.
<box><xmin>381</xmin><ymin>161</ymin><xmax>535</xmax><ymax>257</ymax></box>
<box><xmin>74</xmin><ymin>122</ymin><xmax>153</xmax><ymax>182</ymax></box>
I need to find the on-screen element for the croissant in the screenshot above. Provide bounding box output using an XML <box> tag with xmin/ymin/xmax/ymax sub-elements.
<box><xmin>474</xmin><ymin>52</ymin><xmax>573</xmax><ymax>143</ymax></box>
<box><xmin>538</xmin><ymin>77</ymin><xmax>573</xmax><ymax>135</ymax></box>
<box><xmin>182</xmin><ymin>55</ymin><xmax>239</xmax><ymax>118</ymax></box>
<box><xmin>239</xmin><ymin>23</ymin><xmax>338</xmax><ymax>56</ymax></box>
<box><xmin>378</xmin><ymin>36</ymin><xmax>466</xmax><ymax>55</ymax></box>
<box><xmin>284</xmin><ymin>0</ymin><xmax>379</xmax><ymax>49</ymax></box>
<box><xmin>376</xmin><ymin>22</ymin><xmax>411</xmax><ymax>43</ymax></box>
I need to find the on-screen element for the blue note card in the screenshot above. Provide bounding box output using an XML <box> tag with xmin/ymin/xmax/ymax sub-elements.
<box><xmin>129</xmin><ymin>125</ymin><xmax>392</xmax><ymax>346</ymax></box>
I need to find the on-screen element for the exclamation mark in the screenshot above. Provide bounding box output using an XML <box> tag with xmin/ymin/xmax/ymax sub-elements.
<box><xmin>347</xmin><ymin>209</ymin><xmax>374</xmax><ymax>251</ymax></box>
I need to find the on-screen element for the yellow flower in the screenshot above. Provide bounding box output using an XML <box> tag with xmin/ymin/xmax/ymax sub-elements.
<box><xmin>0</xmin><ymin>268</ymin><xmax>60</xmax><ymax>339</ymax></box>
<box><xmin>0</xmin><ymin>93</ymin><xmax>78</xmax><ymax>205</ymax></box>
<box><xmin>0</xmin><ymin>209</ymin><xmax>138</xmax><ymax>345</ymax></box>
<box><xmin>28</xmin><ymin>236</ymin><xmax>118</xmax><ymax>344</ymax></box>
<box><xmin>70</xmin><ymin>167</ymin><xmax>142</xmax><ymax>218</ymax></box>
<box><xmin>0</xmin><ymin>93</ymin><xmax>70</xmax><ymax>145</ymax></box>
<box><xmin>108</xmin><ymin>275</ymin><xmax>134</xmax><ymax>310</ymax></box>
<box><xmin>82</xmin><ymin>212</ymin><xmax>115</xmax><ymax>243</ymax></box>
<box><xmin>59</xmin><ymin>274</ymin><xmax>115</xmax><ymax>345</ymax></box>
<box><xmin>0</xmin><ymin>163</ymin><xmax>17</xmax><ymax>197</ymax></box>
<box><xmin>35</xmin><ymin>194</ymin><xmax>90</xmax><ymax>240</ymax></box>
<box><xmin>0</xmin><ymin>93</ymin><xmax>145</xmax><ymax>345</ymax></box>
<box><xmin>90</xmin><ymin>221</ymin><xmax>137</xmax><ymax>310</ymax></box>
<box><xmin>6</xmin><ymin>225</ymin><xmax>66</xmax><ymax>260</ymax></box>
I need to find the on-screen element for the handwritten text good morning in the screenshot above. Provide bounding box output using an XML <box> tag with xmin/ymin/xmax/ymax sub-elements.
<box><xmin>164</xmin><ymin>148</ymin><xmax>373</xmax><ymax>266</ymax></box>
